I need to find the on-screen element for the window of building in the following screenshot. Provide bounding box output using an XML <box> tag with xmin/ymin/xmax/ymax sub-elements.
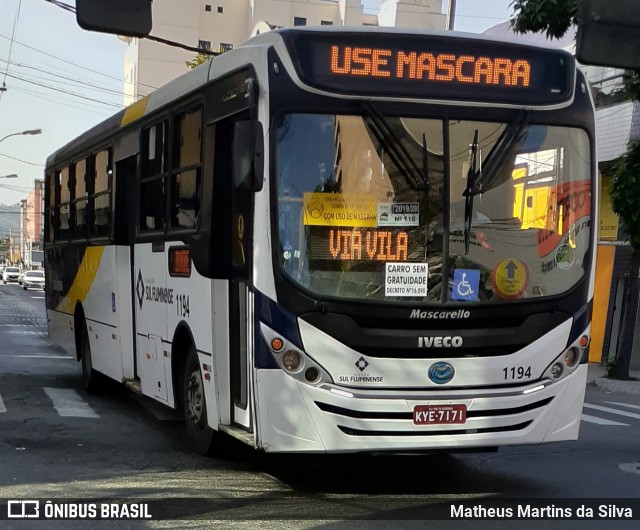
<box><xmin>321</xmin><ymin>20</ymin><xmax>333</xmax><ymax>26</ymax></box>
<box><xmin>92</xmin><ymin>150</ymin><xmax>112</xmax><ymax>238</ymax></box>
<box><xmin>205</xmin><ymin>4</ymin><xmax>211</xmax><ymax>12</ymax></box>
<box><xmin>198</xmin><ymin>40</ymin><xmax>211</xmax><ymax>51</ymax></box>
<box><xmin>294</xmin><ymin>17</ymin><xmax>307</xmax><ymax>26</ymax></box>
<box><xmin>219</xmin><ymin>42</ymin><xmax>233</xmax><ymax>53</ymax></box>
<box><xmin>141</xmin><ymin>122</ymin><xmax>168</xmax><ymax>232</ymax></box>
<box><xmin>171</xmin><ymin>108</ymin><xmax>202</xmax><ymax>229</ymax></box>
<box><xmin>217</xmin><ymin>6</ymin><xmax>223</xmax><ymax>13</ymax></box>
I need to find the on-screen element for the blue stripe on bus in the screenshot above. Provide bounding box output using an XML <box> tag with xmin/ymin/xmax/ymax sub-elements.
<box><xmin>254</xmin><ymin>289</ymin><xmax>302</xmax><ymax>369</ymax></box>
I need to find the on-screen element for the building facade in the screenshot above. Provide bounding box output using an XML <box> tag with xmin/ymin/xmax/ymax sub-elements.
<box><xmin>18</xmin><ymin>178</ymin><xmax>44</xmax><ymax>269</ymax></box>
<box><xmin>123</xmin><ymin>0</ymin><xmax>446</xmax><ymax>105</ymax></box>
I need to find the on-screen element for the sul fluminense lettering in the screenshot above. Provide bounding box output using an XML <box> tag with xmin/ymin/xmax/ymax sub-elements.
<box><xmin>330</xmin><ymin>45</ymin><xmax>531</xmax><ymax>87</ymax></box>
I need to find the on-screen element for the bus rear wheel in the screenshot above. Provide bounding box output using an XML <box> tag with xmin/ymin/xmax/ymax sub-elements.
<box><xmin>183</xmin><ymin>348</ymin><xmax>216</xmax><ymax>455</ymax></box>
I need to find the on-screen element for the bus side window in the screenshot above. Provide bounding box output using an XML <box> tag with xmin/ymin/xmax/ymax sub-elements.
<box><xmin>92</xmin><ymin>150</ymin><xmax>112</xmax><ymax>238</ymax></box>
<box><xmin>58</xmin><ymin>167</ymin><xmax>71</xmax><ymax>241</ymax></box>
<box><xmin>73</xmin><ymin>159</ymin><xmax>88</xmax><ymax>239</ymax></box>
<box><xmin>141</xmin><ymin>122</ymin><xmax>167</xmax><ymax>232</ymax></box>
<box><xmin>46</xmin><ymin>171</ymin><xmax>59</xmax><ymax>242</ymax></box>
<box><xmin>172</xmin><ymin>108</ymin><xmax>202</xmax><ymax>229</ymax></box>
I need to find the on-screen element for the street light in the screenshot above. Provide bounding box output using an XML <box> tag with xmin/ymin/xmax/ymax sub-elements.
<box><xmin>0</xmin><ymin>174</ymin><xmax>18</xmax><ymax>179</ymax></box>
<box><xmin>0</xmin><ymin>128</ymin><xmax>42</xmax><ymax>145</ymax></box>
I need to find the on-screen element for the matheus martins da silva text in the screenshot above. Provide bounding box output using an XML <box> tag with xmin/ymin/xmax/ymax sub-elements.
<box><xmin>450</xmin><ymin>504</ymin><xmax>633</xmax><ymax>519</ymax></box>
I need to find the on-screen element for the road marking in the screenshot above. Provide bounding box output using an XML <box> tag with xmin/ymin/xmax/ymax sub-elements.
<box><xmin>619</xmin><ymin>462</ymin><xmax>640</xmax><ymax>475</ymax></box>
<box><xmin>583</xmin><ymin>403</ymin><xmax>640</xmax><ymax>420</ymax></box>
<box><xmin>606</xmin><ymin>401</ymin><xmax>640</xmax><ymax>411</ymax></box>
<box><xmin>581</xmin><ymin>413</ymin><xmax>629</xmax><ymax>426</ymax></box>
<box><xmin>7</xmin><ymin>355</ymin><xmax>73</xmax><ymax>359</ymax></box>
<box><xmin>43</xmin><ymin>388</ymin><xmax>100</xmax><ymax>418</ymax></box>
<box><xmin>0</xmin><ymin>393</ymin><xmax>6</xmax><ymax>413</ymax></box>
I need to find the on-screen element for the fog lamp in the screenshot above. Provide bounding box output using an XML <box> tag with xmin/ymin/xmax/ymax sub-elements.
<box><xmin>551</xmin><ymin>363</ymin><xmax>564</xmax><ymax>379</ymax></box>
<box><xmin>282</xmin><ymin>350</ymin><xmax>300</xmax><ymax>371</ymax></box>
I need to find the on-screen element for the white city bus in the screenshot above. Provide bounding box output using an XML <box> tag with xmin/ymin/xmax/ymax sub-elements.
<box><xmin>45</xmin><ymin>27</ymin><xmax>596</xmax><ymax>454</ymax></box>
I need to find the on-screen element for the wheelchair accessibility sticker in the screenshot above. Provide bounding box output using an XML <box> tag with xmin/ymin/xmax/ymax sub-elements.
<box><xmin>452</xmin><ymin>269</ymin><xmax>480</xmax><ymax>301</ymax></box>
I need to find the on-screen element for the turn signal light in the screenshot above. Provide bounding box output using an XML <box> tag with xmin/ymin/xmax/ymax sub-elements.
<box><xmin>579</xmin><ymin>335</ymin><xmax>589</xmax><ymax>349</ymax></box>
<box><xmin>169</xmin><ymin>247</ymin><xmax>191</xmax><ymax>276</ymax></box>
<box><xmin>271</xmin><ymin>338</ymin><xmax>284</xmax><ymax>351</ymax></box>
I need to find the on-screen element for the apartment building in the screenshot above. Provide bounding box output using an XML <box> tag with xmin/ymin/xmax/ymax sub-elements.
<box><xmin>123</xmin><ymin>0</ymin><xmax>446</xmax><ymax>104</ymax></box>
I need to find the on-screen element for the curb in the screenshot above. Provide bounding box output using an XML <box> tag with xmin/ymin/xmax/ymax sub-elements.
<box><xmin>592</xmin><ymin>377</ymin><xmax>640</xmax><ymax>396</ymax></box>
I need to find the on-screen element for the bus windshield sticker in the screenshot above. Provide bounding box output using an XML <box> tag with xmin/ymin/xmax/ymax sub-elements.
<box><xmin>490</xmin><ymin>259</ymin><xmax>529</xmax><ymax>300</ymax></box>
<box><xmin>385</xmin><ymin>262</ymin><xmax>428</xmax><ymax>297</ymax></box>
<box><xmin>451</xmin><ymin>269</ymin><xmax>480</xmax><ymax>301</ymax></box>
<box><xmin>303</xmin><ymin>192</ymin><xmax>377</xmax><ymax>227</ymax></box>
<box><xmin>555</xmin><ymin>243</ymin><xmax>576</xmax><ymax>270</ymax></box>
<box><xmin>378</xmin><ymin>202</ymin><xmax>419</xmax><ymax>227</ymax></box>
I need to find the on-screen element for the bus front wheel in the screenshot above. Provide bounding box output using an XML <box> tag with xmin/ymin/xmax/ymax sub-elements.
<box><xmin>183</xmin><ymin>348</ymin><xmax>216</xmax><ymax>455</ymax></box>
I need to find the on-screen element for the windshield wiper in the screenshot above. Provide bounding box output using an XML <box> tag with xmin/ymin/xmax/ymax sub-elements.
<box><xmin>462</xmin><ymin>112</ymin><xmax>528</xmax><ymax>254</ymax></box>
<box><xmin>360</xmin><ymin>101</ymin><xmax>428</xmax><ymax>192</ymax></box>
<box><xmin>463</xmin><ymin>129</ymin><xmax>479</xmax><ymax>255</ymax></box>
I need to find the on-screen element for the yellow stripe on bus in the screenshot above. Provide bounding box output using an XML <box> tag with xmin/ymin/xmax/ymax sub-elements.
<box><xmin>56</xmin><ymin>246</ymin><xmax>105</xmax><ymax>314</ymax></box>
<box><xmin>121</xmin><ymin>95</ymin><xmax>149</xmax><ymax>127</ymax></box>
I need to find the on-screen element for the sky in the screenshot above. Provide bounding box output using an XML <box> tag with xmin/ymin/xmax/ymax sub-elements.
<box><xmin>0</xmin><ymin>0</ymin><xmax>513</xmax><ymax>205</ymax></box>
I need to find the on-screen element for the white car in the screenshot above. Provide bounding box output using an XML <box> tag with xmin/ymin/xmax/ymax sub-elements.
<box><xmin>23</xmin><ymin>270</ymin><xmax>45</xmax><ymax>290</ymax></box>
<box><xmin>2</xmin><ymin>267</ymin><xmax>21</xmax><ymax>284</ymax></box>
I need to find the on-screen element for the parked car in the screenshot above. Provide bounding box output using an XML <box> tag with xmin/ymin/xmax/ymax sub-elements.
<box><xmin>23</xmin><ymin>270</ymin><xmax>45</xmax><ymax>290</ymax></box>
<box><xmin>2</xmin><ymin>267</ymin><xmax>21</xmax><ymax>284</ymax></box>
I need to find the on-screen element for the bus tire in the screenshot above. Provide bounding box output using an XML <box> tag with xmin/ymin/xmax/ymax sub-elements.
<box><xmin>80</xmin><ymin>324</ymin><xmax>103</xmax><ymax>394</ymax></box>
<box><xmin>183</xmin><ymin>347</ymin><xmax>216</xmax><ymax>455</ymax></box>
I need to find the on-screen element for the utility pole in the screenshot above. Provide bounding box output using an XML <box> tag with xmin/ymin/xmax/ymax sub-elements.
<box><xmin>447</xmin><ymin>0</ymin><xmax>457</xmax><ymax>30</ymax></box>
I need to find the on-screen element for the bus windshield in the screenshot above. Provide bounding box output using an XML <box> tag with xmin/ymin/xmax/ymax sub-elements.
<box><xmin>275</xmin><ymin>113</ymin><xmax>591</xmax><ymax>304</ymax></box>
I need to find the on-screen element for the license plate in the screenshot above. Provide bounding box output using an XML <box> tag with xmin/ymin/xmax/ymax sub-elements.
<box><xmin>413</xmin><ymin>404</ymin><xmax>467</xmax><ymax>425</ymax></box>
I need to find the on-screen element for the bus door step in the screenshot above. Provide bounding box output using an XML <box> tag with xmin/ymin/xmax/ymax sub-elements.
<box><xmin>219</xmin><ymin>425</ymin><xmax>255</xmax><ymax>446</ymax></box>
<box><xmin>124</xmin><ymin>379</ymin><xmax>142</xmax><ymax>394</ymax></box>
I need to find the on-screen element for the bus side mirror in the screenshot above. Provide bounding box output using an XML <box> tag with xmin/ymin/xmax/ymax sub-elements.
<box><xmin>233</xmin><ymin>121</ymin><xmax>264</xmax><ymax>192</ymax></box>
<box><xmin>76</xmin><ymin>0</ymin><xmax>153</xmax><ymax>38</ymax></box>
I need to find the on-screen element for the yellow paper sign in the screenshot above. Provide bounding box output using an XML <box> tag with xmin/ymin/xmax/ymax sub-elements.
<box><xmin>303</xmin><ymin>192</ymin><xmax>377</xmax><ymax>227</ymax></box>
<box><xmin>491</xmin><ymin>259</ymin><xmax>529</xmax><ymax>299</ymax></box>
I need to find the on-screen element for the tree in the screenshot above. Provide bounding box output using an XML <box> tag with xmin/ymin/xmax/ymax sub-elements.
<box><xmin>185</xmin><ymin>52</ymin><xmax>211</xmax><ymax>70</ymax></box>
<box><xmin>511</xmin><ymin>0</ymin><xmax>640</xmax><ymax>379</ymax></box>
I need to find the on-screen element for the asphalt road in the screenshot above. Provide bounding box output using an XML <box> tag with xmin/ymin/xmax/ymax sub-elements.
<box><xmin>0</xmin><ymin>281</ymin><xmax>639</xmax><ymax>529</ymax></box>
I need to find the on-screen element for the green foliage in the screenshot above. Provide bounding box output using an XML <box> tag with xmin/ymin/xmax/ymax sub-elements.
<box><xmin>610</xmin><ymin>141</ymin><xmax>640</xmax><ymax>252</ymax></box>
<box><xmin>510</xmin><ymin>0</ymin><xmax>577</xmax><ymax>39</ymax></box>
<box><xmin>604</xmin><ymin>355</ymin><xmax>617</xmax><ymax>378</ymax></box>
<box><xmin>622</xmin><ymin>69</ymin><xmax>640</xmax><ymax>101</ymax></box>
<box><xmin>185</xmin><ymin>53</ymin><xmax>210</xmax><ymax>70</ymax></box>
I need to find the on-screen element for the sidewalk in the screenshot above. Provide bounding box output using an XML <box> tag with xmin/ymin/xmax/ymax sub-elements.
<box><xmin>587</xmin><ymin>362</ymin><xmax>640</xmax><ymax>396</ymax></box>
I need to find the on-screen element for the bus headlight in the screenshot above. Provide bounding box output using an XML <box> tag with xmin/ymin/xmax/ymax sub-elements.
<box><xmin>542</xmin><ymin>328</ymin><xmax>589</xmax><ymax>382</ymax></box>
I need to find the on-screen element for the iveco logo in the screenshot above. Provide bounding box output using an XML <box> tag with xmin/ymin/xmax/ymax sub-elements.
<box><xmin>428</xmin><ymin>362</ymin><xmax>455</xmax><ymax>384</ymax></box>
<box><xmin>418</xmin><ymin>336</ymin><xmax>463</xmax><ymax>348</ymax></box>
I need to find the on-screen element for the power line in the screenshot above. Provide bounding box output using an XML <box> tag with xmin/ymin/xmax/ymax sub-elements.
<box><xmin>0</xmin><ymin>153</ymin><xmax>45</xmax><ymax>167</ymax></box>
<box><xmin>11</xmin><ymin>85</ymin><xmax>113</xmax><ymax>116</ymax></box>
<box><xmin>4</xmin><ymin>72</ymin><xmax>124</xmax><ymax>108</ymax></box>
<box><xmin>0</xmin><ymin>32</ymin><xmax>158</xmax><ymax>91</ymax></box>
<box><xmin>0</xmin><ymin>0</ymin><xmax>22</xmax><ymax>102</ymax></box>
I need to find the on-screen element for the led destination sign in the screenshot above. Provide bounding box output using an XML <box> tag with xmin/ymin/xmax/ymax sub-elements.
<box><xmin>307</xmin><ymin>227</ymin><xmax>425</xmax><ymax>270</ymax></box>
<box><xmin>283</xmin><ymin>32</ymin><xmax>574</xmax><ymax>105</ymax></box>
